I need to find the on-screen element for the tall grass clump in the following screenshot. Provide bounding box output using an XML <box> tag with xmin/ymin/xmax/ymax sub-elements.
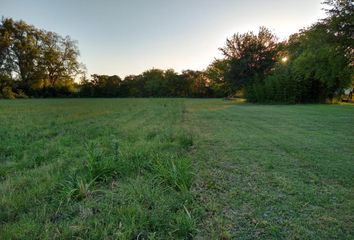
<box><xmin>61</xmin><ymin>174</ymin><xmax>96</xmax><ymax>201</ymax></box>
<box><xmin>177</xmin><ymin>132</ymin><xmax>194</xmax><ymax>150</ymax></box>
<box><xmin>117</xmin><ymin>143</ymin><xmax>154</xmax><ymax>177</ymax></box>
<box><xmin>174</xmin><ymin>206</ymin><xmax>197</xmax><ymax>238</ymax></box>
<box><xmin>60</xmin><ymin>141</ymin><xmax>119</xmax><ymax>201</ymax></box>
<box><xmin>153</xmin><ymin>155</ymin><xmax>193</xmax><ymax>192</ymax></box>
<box><xmin>85</xmin><ymin>141</ymin><xmax>117</xmax><ymax>182</ymax></box>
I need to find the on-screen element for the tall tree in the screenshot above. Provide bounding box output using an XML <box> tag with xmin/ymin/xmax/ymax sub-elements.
<box><xmin>0</xmin><ymin>18</ymin><xmax>43</xmax><ymax>92</ymax></box>
<box><xmin>142</xmin><ymin>69</ymin><xmax>167</xmax><ymax>97</ymax></box>
<box><xmin>219</xmin><ymin>26</ymin><xmax>278</xmax><ymax>93</ymax></box>
<box><xmin>164</xmin><ymin>69</ymin><xmax>187</xmax><ymax>97</ymax></box>
<box><xmin>323</xmin><ymin>0</ymin><xmax>354</xmax><ymax>59</ymax></box>
<box><xmin>0</xmin><ymin>17</ymin><xmax>81</xmax><ymax>96</ymax></box>
<box><xmin>205</xmin><ymin>59</ymin><xmax>231</xmax><ymax>97</ymax></box>
<box><xmin>90</xmin><ymin>74</ymin><xmax>122</xmax><ymax>97</ymax></box>
<box><xmin>41</xmin><ymin>32</ymin><xmax>80</xmax><ymax>88</ymax></box>
<box><xmin>291</xmin><ymin>22</ymin><xmax>352</xmax><ymax>101</ymax></box>
<box><xmin>181</xmin><ymin>70</ymin><xmax>208</xmax><ymax>97</ymax></box>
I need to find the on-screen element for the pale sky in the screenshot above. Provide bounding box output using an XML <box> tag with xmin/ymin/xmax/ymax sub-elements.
<box><xmin>0</xmin><ymin>0</ymin><xmax>327</xmax><ymax>77</ymax></box>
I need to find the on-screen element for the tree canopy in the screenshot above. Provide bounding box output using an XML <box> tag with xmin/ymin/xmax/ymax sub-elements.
<box><xmin>0</xmin><ymin>17</ymin><xmax>80</xmax><ymax>97</ymax></box>
<box><xmin>219</xmin><ymin>27</ymin><xmax>278</xmax><ymax>93</ymax></box>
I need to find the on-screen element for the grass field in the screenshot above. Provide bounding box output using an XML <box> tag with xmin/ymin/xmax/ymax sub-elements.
<box><xmin>0</xmin><ymin>99</ymin><xmax>353</xmax><ymax>239</ymax></box>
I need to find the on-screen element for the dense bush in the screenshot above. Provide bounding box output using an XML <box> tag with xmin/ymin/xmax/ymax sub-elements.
<box><xmin>246</xmin><ymin>64</ymin><xmax>331</xmax><ymax>104</ymax></box>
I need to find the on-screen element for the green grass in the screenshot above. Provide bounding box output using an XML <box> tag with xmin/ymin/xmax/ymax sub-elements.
<box><xmin>0</xmin><ymin>99</ymin><xmax>197</xmax><ymax>239</ymax></box>
<box><xmin>186</xmin><ymin>100</ymin><xmax>354</xmax><ymax>239</ymax></box>
<box><xmin>0</xmin><ymin>99</ymin><xmax>353</xmax><ymax>239</ymax></box>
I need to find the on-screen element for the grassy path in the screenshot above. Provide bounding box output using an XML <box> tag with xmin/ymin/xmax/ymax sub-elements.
<box><xmin>186</xmin><ymin>100</ymin><xmax>354</xmax><ymax>239</ymax></box>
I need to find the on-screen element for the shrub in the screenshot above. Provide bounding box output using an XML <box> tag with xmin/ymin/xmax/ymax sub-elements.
<box><xmin>1</xmin><ymin>86</ymin><xmax>16</xmax><ymax>99</ymax></box>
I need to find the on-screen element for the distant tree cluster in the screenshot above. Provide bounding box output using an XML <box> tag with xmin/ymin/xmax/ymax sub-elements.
<box><xmin>78</xmin><ymin>69</ymin><xmax>225</xmax><ymax>98</ymax></box>
<box><xmin>1</xmin><ymin>0</ymin><xmax>353</xmax><ymax>102</ymax></box>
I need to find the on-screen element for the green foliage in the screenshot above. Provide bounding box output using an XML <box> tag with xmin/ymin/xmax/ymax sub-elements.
<box><xmin>143</xmin><ymin>69</ymin><xmax>168</xmax><ymax>97</ymax></box>
<box><xmin>291</xmin><ymin>23</ymin><xmax>352</xmax><ymax>99</ymax></box>
<box><xmin>79</xmin><ymin>68</ymin><xmax>216</xmax><ymax>98</ymax></box>
<box><xmin>324</xmin><ymin>0</ymin><xmax>354</xmax><ymax>57</ymax></box>
<box><xmin>0</xmin><ymin>73</ymin><xmax>16</xmax><ymax>99</ymax></box>
<box><xmin>220</xmin><ymin>26</ymin><xmax>278</xmax><ymax>92</ymax></box>
<box><xmin>205</xmin><ymin>59</ymin><xmax>232</xmax><ymax>97</ymax></box>
<box><xmin>181</xmin><ymin>70</ymin><xmax>209</xmax><ymax>97</ymax></box>
<box><xmin>245</xmin><ymin>9</ymin><xmax>353</xmax><ymax>103</ymax></box>
<box><xmin>225</xmin><ymin>3</ymin><xmax>352</xmax><ymax>103</ymax></box>
<box><xmin>80</xmin><ymin>74</ymin><xmax>122</xmax><ymax>97</ymax></box>
<box><xmin>0</xmin><ymin>17</ymin><xmax>81</xmax><ymax>97</ymax></box>
<box><xmin>1</xmin><ymin>86</ymin><xmax>16</xmax><ymax>99</ymax></box>
<box><xmin>165</xmin><ymin>69</ymin><xmax>190</xmax><ymax>97</ymax></box>
<box><xmin>245</xmin><ymin>64</ymin><xmax>302</xmax><ymax>103</ymax></box>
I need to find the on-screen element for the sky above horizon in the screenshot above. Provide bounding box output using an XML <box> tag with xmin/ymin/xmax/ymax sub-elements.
<box><xmin>1</xmin><ymin>0</ymin><xmax>326</xmax><ymax>77</ymax></box>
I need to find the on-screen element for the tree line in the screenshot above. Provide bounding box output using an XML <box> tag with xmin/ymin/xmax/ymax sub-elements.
<box><xmin>79</xmin><ymin>69</ymin><xmax>220</xmax><ymax>98</ymax></box>
<box><xmin>1</xmin><ymin>0</ymin><xmax>353</xmax><ymax>102</ymax></box>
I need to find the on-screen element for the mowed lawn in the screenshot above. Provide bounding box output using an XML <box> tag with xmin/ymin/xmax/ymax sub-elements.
<box><xmin>0</xmin><ymin>99</ymin><xmax>353</xmax><ymax>239</ymax></box>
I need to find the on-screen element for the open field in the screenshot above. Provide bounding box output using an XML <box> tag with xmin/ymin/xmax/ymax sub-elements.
<box><xmin>0</xmin><ymin>99</ymin><xmax>353</xmax><ymax>239</ymax></box>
